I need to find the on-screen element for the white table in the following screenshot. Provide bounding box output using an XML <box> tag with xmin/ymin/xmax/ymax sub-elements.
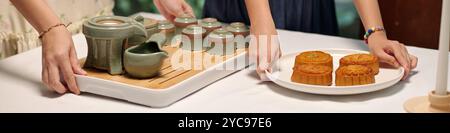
<box><xmin>0</xmin><ymin>13</ymin><xmax>449</xmax><ymax>113</ymax></box>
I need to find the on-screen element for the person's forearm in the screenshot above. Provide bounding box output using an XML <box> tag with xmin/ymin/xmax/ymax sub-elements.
<box><xmin>10</xmin><ymin>0</ymin><xmax>61</xmax><ymax>32</ymax></box>
<box><xmin>353</xmin><ymin>0</ymin><xmax>385</xmax><ymax>31</ymax></box>
<box><xmin>245</xmin><ymin>0</ymin><xmax>276</xmax><ymax>33</ymax></box>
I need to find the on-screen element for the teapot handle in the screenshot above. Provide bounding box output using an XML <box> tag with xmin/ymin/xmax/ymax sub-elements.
<box><xmin>128</xmin><ymin>15</ymin><xmax>148</xmax><ymax>43</ymax></box>
<box><xmin>131</xmin><ymin>14</ymin><xmax>145</xmax><ymax>24</ymax></box>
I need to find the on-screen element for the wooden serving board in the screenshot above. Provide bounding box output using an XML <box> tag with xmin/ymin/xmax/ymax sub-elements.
<box><xmin>76</xmin><ymin>17</ymin><xmax>250</xmax><ymax>107</ymax></box>
<box><xmin>80</xmin><ymin>41</ymin><xmax>248</xmax><ymax>90</ymax></box>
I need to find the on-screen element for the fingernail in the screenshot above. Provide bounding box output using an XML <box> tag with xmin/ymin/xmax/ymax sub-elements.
<box><xmin>402</xmin><ymin>75</ymin><xmax>408</xmax><ymax>80</ymax></box>
<box><xmin>258</xmin><ymin>73</ymin><xmax>266</xmax><ymax>79</ymax></box>
<box><xmin>259</xmin><ymin>75</ymin><xmax>270</xmax><ymax>81</ymax></box>
<box><xmin>80</xmin><ymin>69</ymin><xmax>87</xmax><ymax>75</ymax></box>
<box><xmin>394</xmin><ymin>62</ymin><xmax>400</xmax><ymax>68</ymax></box>
<box><xmin>56</xmin><ymin>89</ymin><xmax>66</xmax><ymax>94</ymax></box>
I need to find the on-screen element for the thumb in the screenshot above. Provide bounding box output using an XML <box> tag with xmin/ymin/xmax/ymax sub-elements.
<box><xmin>182</xmin><ymin>2</ymin><xmax>195</xmax><ymax>17</ymax></box>
<box><xmin>70</xmin><ymin>46</ymin><xmax>87</xmax><ymax>75</ymax></box>
<box><xmin>256</xmin><ymin>68</ymin><xmax>271</xmax><ymax>81</ymax></box>
<box><xmin>168</xmin><ymin>3</ymin><xmax>188</xmax><ymax>17</ymax></box>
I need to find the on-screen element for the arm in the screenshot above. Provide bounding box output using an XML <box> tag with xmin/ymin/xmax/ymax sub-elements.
<box><xmin>245</xmin><ymin>0</ymin><xmax>277</xmax><ymax>34</ymax></box>
<box><xmin>353</xmin><ymin>0</ymin><xmax>417</xmax><ymax>79</ymax></box>
<box><xmin>11</xmin><ymin>0</ymin><xmax>86</xmax><ymax>94</ymax></box>
<box><xmin>11</xmin><ymin>0</ymin><xmax>60</xmax><ymax>33</ymax></box>
<box><xmin>245</xmin><ymin>0</ymin><xmax>281</xmax><ymax>80</ymax></box>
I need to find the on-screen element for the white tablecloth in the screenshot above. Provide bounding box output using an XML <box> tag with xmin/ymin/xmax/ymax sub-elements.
<box><xmin>0</xmin><ymin>13</ymin><xmax>449</xmax><ymax>113</ymax></box>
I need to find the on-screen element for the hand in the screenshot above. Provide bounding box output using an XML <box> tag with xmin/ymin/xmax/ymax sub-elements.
<box><xmin>367</xmin><ymin>32</ymin><xmax>418</xmax><ymax>80</ymax></box>
<box><xmin>249</xmin><ymin>25</ymin><xmax>282</xmax><ymax>81</ymax></box>
<box><xmin>41</xmin><ymin>26</ymin><xmax>86</xmax><ymax>94</ymax></box>
<box><xmin>153</xmin><ymin>0</ymin><xmax>194</xmax><ymax>22</ymax></box>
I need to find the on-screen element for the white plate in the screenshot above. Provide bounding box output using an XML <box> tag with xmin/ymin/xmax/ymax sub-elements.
<box><xmin>266</xmin><ymin>49</ymin><xmax>404</xmax><ymax>95</ymax></box>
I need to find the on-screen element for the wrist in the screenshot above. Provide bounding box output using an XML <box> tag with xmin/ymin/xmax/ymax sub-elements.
<box><xmin>251</xmin><ymin>24</ymin><xmax>277</xmax><ymax>35</ymax></box>
<box><xmin>39</xmin><ymin>22</ymin><xmax>71</xmax><ymax>39</ymax></box>
<box><xmin>364</xmin><ymin>26</ymin><xmax>385</xmax><ymax>44</ymax></box>
<box><xmin>40</xmin><ymin>26</ymin><xmax>70</xmax><ymax>45</ymax></box>
<box><xmin>367</xmin><ymin>31</ymin><xmax>387</xmax><ymax>44</ymax></box>
<box><xmin>35</xmin><ymin>16</ymin><xmax>62</xmax><ymax>32</ymax></box>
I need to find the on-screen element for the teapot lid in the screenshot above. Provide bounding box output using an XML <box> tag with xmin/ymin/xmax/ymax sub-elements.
<box><xmin>226</xmin><ymin>22</ymin><xmax>249</xmax><ymax>33</ymax></box>
<box><xmin>200</xmin><ymin>18</ymin><xmax>221</xmax><ymax>28</ymax></box>
<box><xmin>158</xmin><ymin>20</ymin><xmax>175</xmax><ymax>30</ymax></box>
<box><xmin>182</xmin><ymin>25</ymin><xmax>206</xmax><ymax>35</ymax></box>
<box><xmin>83</xmin><ymin>15</ymin><xmax>147</xmax><ymax>38</ymax></box>
<box><xmin>143</xmin><ymin>18</ymin><xmax>158</xmax><ymax>29</ymax></box>
<box><xmin>174</xmin><ymin>14</ymin><xmax>197</xmax><ymax>24</ymax></box>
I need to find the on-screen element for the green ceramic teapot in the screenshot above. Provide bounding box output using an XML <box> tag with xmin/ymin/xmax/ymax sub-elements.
<box><xmin>83</xmin><ymin>15</ymin><xmax>148</xmax><ymax>75</ymax></box>
<box><xmin>128</xmin><ymin>15</ymin><xmax>159</xmax><ymax>48</ymax></box>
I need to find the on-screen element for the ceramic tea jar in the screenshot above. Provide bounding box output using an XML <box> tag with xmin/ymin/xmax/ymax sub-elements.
<box><xmin>174</xmin><ymin>14</ymin><xmax>197</xmax><ymax>35</ymax></box>
<box><xmin>127</xmin><ymin>15</ymin><xmax>159</xmax><ymax>48</ymax></box>
<box><xmin>226</xmin><ymin>22</ymin><xmax>250</xmax><ymax>37</ymax></box>
<box><xmin>83</xmin><ymin>15</ymin><xmax>147</xmax><ymax>75</ymax></box>
<box><xmin>157</xmin><ymin>20</ymin><xmax>176</xmax><ymax>46</ymax></box>
<box><xmin>206</xmin><ymin>28</ymin><xmax>235</xmax><ymax>56</ymax></box>
<box><xmin>181</xmin><ymin>25</ymin><xmax>206</xmax><ymax>51</ymax></box>
<box><xmin>124</xmin><ymin>33</ymin><xmax>168</xmax><ymax>79</ymax></box>
<box><xmin>199</xmin><ymin>18</ymin><xmax>222</xmax><ymax>35</ymax></box>
<box><xmin>226</xmin><ymin>22</ymin><xmax>250</xmax><ymax>49</ymax></box>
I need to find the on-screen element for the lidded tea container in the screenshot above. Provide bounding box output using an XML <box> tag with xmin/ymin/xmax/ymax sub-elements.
<box><xmin>226</xmin><ymin>22</ymin><xmax>250</xmax><ymax>49</ymax></box>
<box><xmin>181</xmin><ymin>25</ymin><xmax>206</xmax><ymax>51</ymax></box>
<box><xmin>157</xmin><ymin>20</ymin><xmax>176</xmax><ymax>46</ymax></box>
<box><xmin>199</xmin><ymin>18</ymin><xmax>222</xmax><ymax>35</ymax></box>
<box><xmin>226</xmin><ymin>22</ymin><xmax>250</xmax><ymax>37</ymax></box>
<box><xmin>82</xmin><ymin>15</ymin><xmax>147</xmax><ymax>75</ymax></box>
<box><xmin>174</xmin><ymin>14</ymin><xmax>197</xmax><ymax>35</ymax></box>
<box><xmin>206</xmin><ymin>28</ymin><xmax>235</xmax><ymax>56</ymax></box>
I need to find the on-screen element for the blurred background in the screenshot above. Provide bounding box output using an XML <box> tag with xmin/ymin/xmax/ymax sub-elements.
<box><xmin>0</xmin><ymin>0</ymin><xmax>443</xmax><ymax>59</ymax></box>
<box><xmin>113</xmin><ymin>0</ymin><xmax>362</xmax><ymax>39</ymax></box>
<box><xmin>112</xmin><ymin>0</ymin><xmax>445</xmax><ymax>50</ymax></box>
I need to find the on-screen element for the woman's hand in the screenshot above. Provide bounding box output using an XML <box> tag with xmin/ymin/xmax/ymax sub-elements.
<box><xmin>367</xmin><ymin>32</ymin><xmax>418</xmax><ymax>80</ymax></box>
<box><xmin>153</xmin><ymin>0</ymin><xmax>194</xmax><ymax>21</ymax></box>
<box><xmin>41</xmin><ymin>26</ymin><xmax>86</xmax><ymax>94</ymax></box>
<box><xmin>10</xmin><ymin>0</ymin><xmax>86</xmax><ymax>94</ymax></box>
<box><xmin>244</xmin><ymin>0</ymin><xmax>281</xmax><ymax>81</ymax></box>
<box><xmin>352</xmin><ymin>0</ymin><xmax>418</xmax><ymax>80</ymax></box>
<box><xmin>249</xmin><ymin>25</ymin><xmax>282</xmax><ymax>81</ymax></box>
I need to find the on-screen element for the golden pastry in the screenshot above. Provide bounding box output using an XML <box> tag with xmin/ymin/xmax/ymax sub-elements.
<box><xmin>335</xmin><ymin>65</ymin><xmax>375</xmax><ymax>86</ymax></box>
<box><xmin>340</xmin><ymin>53</ymin><xmax>379</xmax><ymax>75</ymax></box>
<box><xmin>295</xmin><ymin>51</ymin><xmax>333</xmax><ymax>69</ymax></box>
<box><xmin>291</xmin><ymin>65</ymin><xmax>332</xmax><ymax>86</ymax></box>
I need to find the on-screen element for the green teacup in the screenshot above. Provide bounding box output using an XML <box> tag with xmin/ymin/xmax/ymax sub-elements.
<box><xmin>174</xmin><ymin>14</ymin><xmax>198</xmax><ymax>35</ymax></box>
<box><xmin>206</xmin><ymin>28</ymin><xmax>235</xmax><ymax>56</ymax></box>
<box><xmin>124</xmin><ymin>34</ymin><xmax>168</xmax><ymax>79</ymax></box>
<box><xmin>226</xmin><ymin>22</ymin><xmax>250</xmax><ymax>49</ymax></box>
<box><xmin>83</xmin><ymin>15</ymin><xmax>148</xmax><ymax>75</ymax></box>
<box><xmin>181</xmin><ymin>25</ymin><xmax>206</xmax><ymax>51</ymax></box>
<box><xmin>200</xmin><ymin>18</ymin><xmax>222</xmax><ymax>35</ymax></box>
<box><xmin>158</xmin><ymin>20</ymin><xmax>176</xmax><ymax>46</ymax></box>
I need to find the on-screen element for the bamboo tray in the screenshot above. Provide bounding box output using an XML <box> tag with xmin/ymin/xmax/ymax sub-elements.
<box><xmin>76</xmin><ymin>41</ymin><xmax>249</xmax><ymax>107</ymax></box>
